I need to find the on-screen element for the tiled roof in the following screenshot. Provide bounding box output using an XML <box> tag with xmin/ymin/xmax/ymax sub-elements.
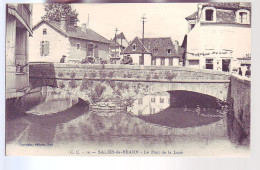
<box><xmin>185</xmin><ymin>11</ymin><xmax>197</xmax><ymax>21</ymax></box>
<box><xmin>202</xmin><ymin>2</ymin><xmax>251</xmax><ymax>10</ymax></box>
<box><xmin>122</xmin><ymin>37</ymin><xmax>179</xmax><ymax>58</ymax></box>
<box><xmin>122</xmin><ymin>37</ymin><xmax>150</xmax><ymax>54</ymax></box>
<box><xmin>143</xmin><ymin>37</ymin><xmax>178</xmax><ymax>57</ymax></box>
<box><xmin>33</xmin><ymin>20</ymin><xmax>110</xmax><ymax>44</ymax></box>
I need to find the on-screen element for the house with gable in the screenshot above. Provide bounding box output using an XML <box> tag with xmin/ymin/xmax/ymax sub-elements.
<box><xmin>182</xmin><ymin>2</ymin><xmax>251</xmax><ymax>72</ymax></box>
<box><xmin>121</xmin><ymin>37</ymin><xmax>181</xmax><ymax>66</ymax></box>
<box><xmin>109</xmin><ymin>32</ymin><xmax>129</xmax><ymax>64</ymax></box>
<box><xmin>29</xmin><ymin>18</ymin><xmax>111</xmax><ymax>63</ymax></box>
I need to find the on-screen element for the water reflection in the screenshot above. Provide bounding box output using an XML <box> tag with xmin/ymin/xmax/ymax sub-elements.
<box><xmin>128</xmin><ymin>91</ymin><xmax>223</xmax><ymax>128</ymax></box>
<box><xmin>128</xmin><ymin>92</ymin><xmax>170</xmax><ymax>116</ymax></box>
<box><xmin>6</xmin><ymin>88</ymin><xmax>249</xmax><ymax>155</ymax></box>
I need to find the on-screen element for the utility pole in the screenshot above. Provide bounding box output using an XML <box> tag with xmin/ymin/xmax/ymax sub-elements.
<box><xmin>141</xmin><ymin>14</ymin><xmax>146</xmax><ymax>65</ymax></box>
<box><xmin>114</xmin><ymin>27</ymin><xmax>119</xmax><ymax>64</ymax></box>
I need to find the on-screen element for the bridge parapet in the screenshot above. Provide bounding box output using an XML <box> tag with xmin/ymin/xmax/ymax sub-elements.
<box><xmin>29</xmin><ymin>63</ymin><xmax>230</xmax><ymax>83</ymax></box>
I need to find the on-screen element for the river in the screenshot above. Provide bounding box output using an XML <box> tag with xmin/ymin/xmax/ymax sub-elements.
<box><xmin>5</xmin><ymin>86</ymin><xmax>249</xmax><ymax>156</ymax></box>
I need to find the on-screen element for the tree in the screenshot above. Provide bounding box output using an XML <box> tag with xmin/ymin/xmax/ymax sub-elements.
<box><xmin>42</xmin><ymin>4</ymin><xmax>79</xmax><ymax>25</ymax></box>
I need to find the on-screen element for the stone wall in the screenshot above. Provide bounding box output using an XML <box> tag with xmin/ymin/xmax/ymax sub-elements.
<box><xmin>29</xmin><ymin>63</ymin><xmax>230</xmax><ymax>82</ymax></box>
<box><xmin>229</xmin><ymin>75</ymin><xmax>250</xmax><ymax>136</ymax></box>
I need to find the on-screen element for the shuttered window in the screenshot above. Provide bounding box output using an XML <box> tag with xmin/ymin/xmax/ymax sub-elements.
<box><xmin>40</xmin><ymin>41</ymin><xmax>49</xmax><ymax>56</ymax></box>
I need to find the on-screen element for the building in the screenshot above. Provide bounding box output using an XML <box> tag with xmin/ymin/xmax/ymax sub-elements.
<box><xmin>109</xmin><ymin>32</ymin><xmax>129</xmax><ymax>64</ymax></box>
<box><xmin>6</xmin><ymin>4</ymin><xmax>33</xmax><ymax>99</ymax></box>
<box><xmin>122</xmin><ymin>37</ymin><xmax>181</xmax><ymax>66</ymax></box>
<box><xmin>182</xmin><ymin>2</ymin><xmax>251</xmax><ymax>72</ymax></box>
<box><xmin>29</xmin><ymin>19</ymin><xmax>111</xmax><ymax>63</ymax></box>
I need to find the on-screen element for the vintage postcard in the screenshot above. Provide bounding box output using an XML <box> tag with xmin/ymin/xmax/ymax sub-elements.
<box><xmin>5</xmin><ymin>2</ymin><xmax>251</xmax><ymax>156</ymax></box>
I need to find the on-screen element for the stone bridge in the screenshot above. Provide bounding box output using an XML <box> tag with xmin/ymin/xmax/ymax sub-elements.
<box><xmin>29</xmin><ymin>63</ymin><xmax>231</xmax><ymax>104</ymax></box>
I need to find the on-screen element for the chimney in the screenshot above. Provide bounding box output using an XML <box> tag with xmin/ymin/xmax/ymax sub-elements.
<box><xmin>60</xmin><ymin>16</ymin><xmax>67</xmax><ymax>32</ymax></box>
<box><xmin>173</xmin><ymin>40</ymin><xmax>179</xmax><ymax>55</ymax></box>
<box><xmin>81</xmin><ymin>23</ymin><xmax>87</xmax><ymax>32</ymax></box>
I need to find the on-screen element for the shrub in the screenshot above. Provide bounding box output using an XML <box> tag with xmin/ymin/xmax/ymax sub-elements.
<box><xmin>83</xmin><ymin>72</ymin><xmax>88</xmax><ymax>78</ymax></box>
<box><xmin>108</xmin><ymin>81</ymin><xmax>116</xmax><ymax>89</ymax></box>
<box><xmin>125</xmin><ymin>83</ymin><xmax>129</xmax><ymax>90</ymax></box>
<box><xmin>90</xmin><ymin>71</ymin><xmax>96</xmax><ymax>78</ymax></box>
<box><xmin>69</xmin><ymin>80</ymin><xmax>77</xmax><ymax>88</ymax></box>
<box><xmin>80</xmin><ymin>78</ymin><xmax>88</xmax><ymax>91</ymax></box>
<box><xmin>99</xmin><ymin>70</ymin><xmax>107</xmax><ymax>79</ymax></box>
<box><xmin>95</xmin><ymin>84</ymin><xmax>106</xmax><ymax>97</ymax></box>
<box><xmin>165</xmin><ymin>71</ymin><xmax>177</xmax><ymax>80</ymax></box>
<box><xmin>153</xmin><ymin>74</ymin><xmax>160</xmax><ymax>79</ymax></box>
<box><xmin>70</xmin><ymin>71</ymin><xmax>76</xmax><ymax>78</ymax></box>
<box><xmin>59</xmin><ymin>81</ymin><xmax>65</xmax><ymax>89</ymax></box>
<box><xmin>127</xmin><ymin>72</ymin><xmax>132</xmax><ymax>78</ymax></box>
<box><xmin>146</xmin><ymin>74</ymin><xmax>151</xmax><ymax>80</ymax></box>
<box><xmin>58</xmin><ymin>72</ymin><xmax>64</xmax><ymax>77</ymax></box>
<box><xmin>108</xmin><ymin>71</ymin><xmax>114</xmax><ymax>78</ymax></box>
<box><xmin>117</xmin><ymin>82</ymin><xmax>124</xmax><ymax>90</ymax></box>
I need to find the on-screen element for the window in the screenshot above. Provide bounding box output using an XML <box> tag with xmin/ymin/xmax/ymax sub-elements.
<box><xmin>151</xmin><ymin>58</ymin><xmax>156</xmax><ymax>65</ymax></box>
<box><xmin>43</xmin><ymin>28</ymin><xmax>47</xmax><ymax>35</ymax></box>
<box><xmin>40</xmin><ymin>41</ymin><xmax>49</xmax><ymax>56</ymax></box>
<box><xmin>153</xmin><ymin>47</ymin><xmax>158</xmax><ymax>54</ymax></box>
<box><xmin>239</xmin><ymin>12</ymin><xmax>248</xmax><ymax>24</ymax></box>
<box><xmin>167</xmin><ymin>49</ymin><xmax>172</xmax><ymax>54</ymax></box>
<box><xmin>205</xmin><ymin>59</ymin><xmax>214</xmax><ymax>69</ymax></box>
<box><xmin>77</xmin><ymin>43</ymin><xmax>80</xmax><ymax>50</ymax></box>
<box><xmin>139</xmin><ymin>55</ymin><xmax>144</xmax><ymax>65</ymax></box>
<box><xmin>161</xmin><ymin>58</ymin><xmax>165</xmax><ymax>66</ymax></box>
<box><xmin>205</xmin><ymin>9</ymin><xmax>214</xmax><ymax>21</ymax></box>
<box><xmin>169</xmin><ymin>58</ymin><xmax>173</xmax><ymax>66</ymax></box>
<box><xmin>151</xmin><ymin>97</ymin><xmax>155</xmax><ymax>103</ymax></box>
<box><xmin>87</xmin><ymin>43</ymin><xmax>94</xmax><ymax>57</ymax></box>
<box><xmin>132</xmin><ymin>44</ymin><xmax>136</xmax><ymax>51</ymax></box>
<box><xmin>236</xmin><ymin>10</ymin><xmax>250</xmax><ymax>24</ymax></box>
<box><xmin>160</xmin><ymin>98</ymin><xmax>164</xmax><ymax>103</ymax></box>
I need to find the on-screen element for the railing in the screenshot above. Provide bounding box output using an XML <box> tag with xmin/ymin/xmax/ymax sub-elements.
<box><xmin>16</xmin><ymin>4</ymin><xmax>31</xmax><ymax>28</ymax></box>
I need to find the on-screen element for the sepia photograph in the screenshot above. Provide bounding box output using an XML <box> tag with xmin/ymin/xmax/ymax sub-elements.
<box><xmin>5</xmin><ymin>2</ymin><xmax>251</xmax><ymax>157</ymax></box>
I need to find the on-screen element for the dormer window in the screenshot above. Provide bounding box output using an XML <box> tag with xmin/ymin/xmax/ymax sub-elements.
<box><xmin>205</xmin><ymin>9</ymin><xmax>214</xmax><ymax>21</ymax></box>
<box><xmin>43</xmin><ymin>28</ymin><xmax>47</xmax><ymax>35</ymax></box>
<box><xmin>148</xmin><ymin>43</ymin><xmax>151</xmax><ymax>49</ymax></box>
<box><xmin>203</xmin><ymin>7</ymin><xmax>216</xmax><ymax>22</ymax></box>
<box><xmin>167</xmin><ymin>49</ymin><xmax>172</xmax><ymax>54</ymax></box>
<box><xmin>236</xmin><ymin>9</ymin><xmax>250</xmax><ymax>24</ymax></box>
<box><xmin>132</xmin><ymin>44</ymin><xmax>136</xmax><ymax>51</ymax></box>
<box><xmin>153</xmin><ymin>47</ymin><xmax>158</xmax><ymax>53</ymax></box>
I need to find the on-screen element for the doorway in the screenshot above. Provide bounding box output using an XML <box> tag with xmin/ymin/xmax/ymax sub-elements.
<box><xmin>222</xmin><ymin>59</ymin><xmax>231</xmax><ymax>72</ymax></box>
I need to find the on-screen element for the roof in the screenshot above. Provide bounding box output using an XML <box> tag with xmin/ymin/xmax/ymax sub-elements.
<box><xmin>185</xmin><ymin>11</ymin><xmax>197</xmax><ymax>21</ymax></box>
<box><xmin>122</xmin><ymin>37</ymin><xmax>179</xmax><ymax>58</ymax></box>
<box><xmin>32</xmin><ymin>20</ymin><xmax>110</xmax><ymax>44</ymax></box>
<box><xmin>202</xmin><ymin>2</ymin><xmax>251</xmax><ymax>10</ymax></box>
<box><xmin>115</xmin><ymin>32</ymin><xmax>126</xmax><ymax>40</ymax></box>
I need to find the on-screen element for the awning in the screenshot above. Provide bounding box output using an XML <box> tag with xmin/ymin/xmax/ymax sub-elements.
<box><xmin>8</xmin><ymin>7</ymin><xmax>33</xmax><ymax>36</ymax></box>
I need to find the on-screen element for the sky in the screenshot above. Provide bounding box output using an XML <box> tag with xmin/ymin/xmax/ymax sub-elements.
<box><xmin>32</xmin><ymin>3</ymin><xmax>198</xmax><ymax>43</ymax></box>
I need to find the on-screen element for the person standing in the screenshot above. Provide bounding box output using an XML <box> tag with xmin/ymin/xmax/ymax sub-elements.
<box><xmin>245</xmin><ymin>66</ymin><xmax>251</xmax><ymax>78</ymax></box>
<box><xmin>238</xmin><ymin>67</ymin><xmax>243</xmax><ymax>76</ymax></box>
<box><xmin>60</xmin><ymin>55</ymin><xmax>66</xmax><ymax>63</ymax></box>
